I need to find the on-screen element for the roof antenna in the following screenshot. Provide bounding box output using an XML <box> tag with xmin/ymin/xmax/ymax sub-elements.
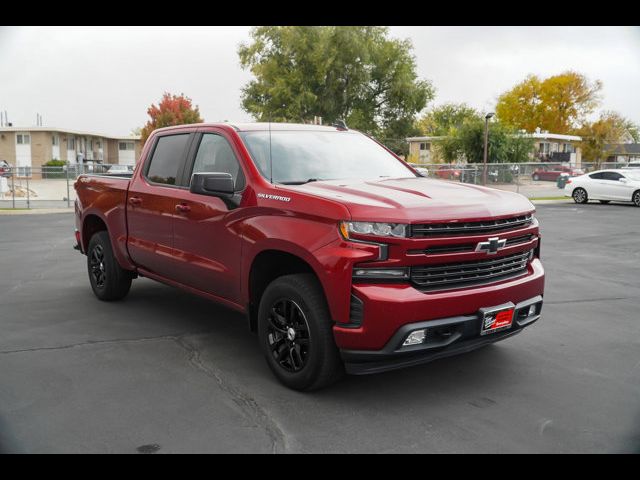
<box><xmin>268</xmin><ymin>113</ymin><xmax>273</xmax><ymax>184</ymax></box>
<box><xmin>332</xmin><ymin>119</ymin><xmax>348</xmax><ymax>130</ymax></box>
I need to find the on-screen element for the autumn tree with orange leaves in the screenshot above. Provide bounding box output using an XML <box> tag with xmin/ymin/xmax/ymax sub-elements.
<box><xmin>140</xmin><ymin>93</ymin><xmax>203</xmax><ymax>145</ymax></box>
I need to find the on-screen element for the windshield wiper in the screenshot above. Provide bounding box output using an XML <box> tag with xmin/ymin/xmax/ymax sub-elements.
<box><xmin>279</xmin><ymin>178</ymin><xmax>323</xmax><ymax>185</ymax></box>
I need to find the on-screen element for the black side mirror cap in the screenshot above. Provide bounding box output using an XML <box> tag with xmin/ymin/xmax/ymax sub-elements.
<box><xmin>190</xmin><ymin>172</ymin><xmax>235</xmax><ymax>196</ymax></box>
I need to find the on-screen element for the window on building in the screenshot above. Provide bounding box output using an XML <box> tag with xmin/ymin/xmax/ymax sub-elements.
<box><xmin>119</xmin><ymin>142</ymin><xmax>135</xmax><ymax>151</ymax></box>
<box><xmin>52</xmin><ymin>135</ymin><xmax>59</xmax><ymax>146</ymax></box>
<box><xmin>68</xmin><ymin>138</ymin><xmax>76</xmax><ymax>149</ymax></box>
<box><xmin>96</xmin><ymin>141</ymin><xmax>102</xmax><ymax>149</ymax></box>
<box><xmin>419</xmin><ymin>142</ymin><xmax>430</xmax><ymax>151</ymax></box>
<box><xmin>145</xmin><ymin>134</ymin><xmax>190</xmax><ymax>185</ymax></box>
<box><xmin>16</xmin><ymin>134</ymin><xmax>31</xmax><ymax>145</ymax></box>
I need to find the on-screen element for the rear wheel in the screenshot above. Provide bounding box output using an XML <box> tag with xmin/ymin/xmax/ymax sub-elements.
<box><xmin>87</xmin><ymin>231</ymin><xmax>133</xmax><ymax>301</ymax></box>
<box><xmin>633</xmin><ymin>190</ymin><xmax>640</xmax><ymax>207</ymax></box>
<box><xmin>258</xmin><ymin>274</ymin><xmax>344</xmax><ymax>391</ymax></box>
<box><xmin>532</xmin><ymin>174</ymin><xmax>540</xmax><ymax>181</ymax></box>
<box><xmin>572</xmin><ymin>187</ymin><xmax>588</xmax><ymax>204</ymax></box>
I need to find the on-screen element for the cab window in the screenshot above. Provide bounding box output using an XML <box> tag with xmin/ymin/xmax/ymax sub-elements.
<box><xmin>191</xmin><ymin>133</ymin><xmax>245</xmax><ymax>190</ymax></box>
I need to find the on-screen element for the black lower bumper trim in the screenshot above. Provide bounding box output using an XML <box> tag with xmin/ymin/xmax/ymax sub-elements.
<box><xmin>341</xmin><ymin>295</ymin><xmax>542</xmax><ymax>375</ymax></box>
<box><xmin>342</xmin><ymin>328</ymin><xmax>522</xmax><ymax>375</ymax></box>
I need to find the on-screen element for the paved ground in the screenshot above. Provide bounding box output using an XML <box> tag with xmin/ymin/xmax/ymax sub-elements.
<box><xmin>0</xmin><ymin>205</ymin><xmax>639</xmax><ymax>453</ymax></box>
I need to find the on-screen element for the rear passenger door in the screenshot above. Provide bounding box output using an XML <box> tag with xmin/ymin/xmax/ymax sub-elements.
<box><xmin>169</xmin><ymin>129</ymin><xmax>247</xmax><ymax>303</ymax></box>
<box><xmin>127</xmin><ymin>132</ymin><xmax>193</xmax><ymax>276</ymax></box>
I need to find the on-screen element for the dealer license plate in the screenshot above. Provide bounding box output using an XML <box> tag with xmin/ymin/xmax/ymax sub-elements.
<box><xmin>480</xmin><ymin>303</ymin><xmax>515</xmax><ymax>336</ymax></box>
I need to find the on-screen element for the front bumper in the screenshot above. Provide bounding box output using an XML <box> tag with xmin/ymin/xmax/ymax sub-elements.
<box><xmin>341</xmin><ymin>295</ymin><xmax>542</xmax><ymax>375</ymax></box>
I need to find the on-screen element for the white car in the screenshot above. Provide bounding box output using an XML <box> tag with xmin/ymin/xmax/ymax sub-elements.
<box><xmin>106</xmin><ymin>164</ymin><xmax>133</xmax><ymax>175</ymax></box>
<box><xmin>564</xmin><ymin>169</ymin><xmax>640</xmax><ymax>206</ymax></box>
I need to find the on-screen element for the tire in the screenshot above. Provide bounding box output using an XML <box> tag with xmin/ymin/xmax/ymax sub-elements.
<box><xmin>572</xmin><ymin>187</ymin><xmax>588</xmax><ymax>204</ymax></box>
<box><xmin>87</xmin><ymin>231</ymin><xmax>133</xmax><ymax>301</ymax></box>
<box><xmin>633</xmin><ymin>190</ymin><xmax>640</xmax><ymax>207</ymax></box>
<box><xmin>532</xmin><ymin>174</ymin><xmax>540</xmax><ymax>181</ymax></box>
<box><xmin>599</xmin><ymin>200</ymin><xmax>610</xmax><ymax>204</ymax></box>
<box><xmin>257</xmin><ymin>274</ymin><xmax>344</xmax><ymax>391</ymax></box>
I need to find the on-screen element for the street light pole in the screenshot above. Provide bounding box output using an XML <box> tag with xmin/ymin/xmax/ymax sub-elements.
<box><xmin>483</xmin><ymin>112</ymin><xmax>495</xmax><ymax>186</ymax></box>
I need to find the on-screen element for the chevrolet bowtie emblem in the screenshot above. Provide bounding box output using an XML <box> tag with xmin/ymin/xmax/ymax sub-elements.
<box><xmin>475</xmin><ymin>237</ymin><xmax>507</xmax><ymax>255</ymax></box>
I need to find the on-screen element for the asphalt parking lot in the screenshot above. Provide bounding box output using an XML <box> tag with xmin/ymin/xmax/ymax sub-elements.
<box><xmin>0</xmin><ymin>203</ymin><xmax>639</xmax><ymax>453</ymax></box>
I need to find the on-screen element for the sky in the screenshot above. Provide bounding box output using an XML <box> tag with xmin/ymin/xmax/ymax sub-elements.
<box><xmin>1</xmin><ymin>26</ymin><xmax>639</xmax><ymax>137</ymax></box>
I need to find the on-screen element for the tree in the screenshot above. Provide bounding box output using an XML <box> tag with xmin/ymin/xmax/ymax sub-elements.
<box><xmin>238</xmin><ymin>26</ymin><xmax>434</xmax><ymax>153</ymax></box>
<box><xmin>496</xmin><ymin>71</ymin><xmax>602</xmax><ymax>134</ymax></box>
<box><xmin>578</xmin><ymin>111</ymin><xmax>633</xmax><ymax>166</ymax></box>
<box><xmin>440</xmin><ymin>120</ymin><xmax>534</xmax><ymax>164</ymax></box>
<box><xmin>140</xmin><ymin>93</ymin><xmax>203</xmax><ymax>145</ymax></box>
<box><xmin>416</xmin><ymin>103</ymin><xmax>481</xmax><ymax>136</ymax></box>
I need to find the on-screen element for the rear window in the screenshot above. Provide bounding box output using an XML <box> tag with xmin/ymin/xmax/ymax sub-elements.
<box><xmin>146</xmin><ymin>134</ymin><xmax>190</xmax><ymax>185</ymax></box>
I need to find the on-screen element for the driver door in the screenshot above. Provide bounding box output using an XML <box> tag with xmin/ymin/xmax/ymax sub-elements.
<box><xmin>169</xmin><ymin>130</ymin><xmax>247</xmax><ymax>303</ymax></box>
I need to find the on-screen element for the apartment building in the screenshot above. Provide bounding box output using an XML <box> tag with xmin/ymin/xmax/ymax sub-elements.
<box><xmin>0</xmin><ymin>126</ymin><xmax>142</xmax><ymax>177</ymax></box>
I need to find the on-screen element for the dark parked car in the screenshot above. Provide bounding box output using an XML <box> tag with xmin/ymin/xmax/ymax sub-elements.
<box><xmin>0</xmin><ymin>160</ymin><xmax>12</xmax><ymax>177</ymax></box>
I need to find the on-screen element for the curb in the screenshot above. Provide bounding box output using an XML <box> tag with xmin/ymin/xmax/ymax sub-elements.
<box><xmin>0</xmin><ymin>208</ymin><xmax>74</xmax><ymax>215</ymax></box>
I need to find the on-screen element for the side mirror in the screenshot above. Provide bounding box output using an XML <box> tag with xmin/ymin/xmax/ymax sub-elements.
<box><xmin>190</xmin><ymin>172</ymin><xmax>235</xmax><ymax>196</ymax></box>
<box><xmin>619</xmin><ymin>178</ymin><xmax>628</xmax><ymax>183</ymax></box>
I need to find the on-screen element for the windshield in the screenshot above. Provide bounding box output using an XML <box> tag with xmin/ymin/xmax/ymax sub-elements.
<box><xmin>238</xmin><ymin>130</ymin><xmax>416</xmax><ymax>184</ymax></box>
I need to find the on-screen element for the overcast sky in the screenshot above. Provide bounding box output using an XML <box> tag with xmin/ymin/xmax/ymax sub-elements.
<box><xmin>1</xmin><ymin>26</ymin><xmax>639</xmax><ymax>137</ymax></box>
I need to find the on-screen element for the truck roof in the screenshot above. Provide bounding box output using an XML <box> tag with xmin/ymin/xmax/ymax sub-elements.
<box><xmin>152</xmin><ymin>122</ymin><xmax>350</xmax><ymax>133</ymax></box>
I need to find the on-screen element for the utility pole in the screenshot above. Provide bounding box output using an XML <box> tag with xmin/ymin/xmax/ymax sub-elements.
<box><xmin>483</xmin><ymin>112</ymin><xmax>495</xmax><ymax>186</ymax></box>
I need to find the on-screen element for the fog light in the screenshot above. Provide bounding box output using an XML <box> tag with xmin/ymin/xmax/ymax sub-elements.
<box><xmin>528</xmin><ymin>304</ymin><xmax>537</xmax><ymax>316</ymax></box>
<box><xmin>403</xmin><ymin>329</ymin><xmax>427</xmax><ymax>347</ymax></box>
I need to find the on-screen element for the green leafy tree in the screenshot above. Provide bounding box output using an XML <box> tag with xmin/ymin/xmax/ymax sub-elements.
<box><xmin>440</xmin><ymin>120</ymin><xmax>534</xmax><ymax>164</ymax></box>
<box><xmin>416</xmin><ymin>103</ymin><xmax>481</xmax><ymax>136</ymax></box>
<box><xmin>238</xmin><ymin>26</ymin><xmax>434</xmax><ymax>153</ymax></box>
<box><xmin>496</xmin><ymin>71</ymin><xmax>602</xmax><ymax>134</ymax></box>
<box><xmin>578</xmin><ymin>111</ymin><xmax>634</xmax><ymax>166</ymax></box>
<box><xmin>140</xmin><ymin>92</ymin><xmax>203</xmax><ymax>145</ymax></box>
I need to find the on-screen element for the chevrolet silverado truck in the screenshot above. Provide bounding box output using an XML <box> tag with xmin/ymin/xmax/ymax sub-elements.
<box><xmin>74</xmin><ymin>123</ymin><xmax>544</xmax><ymax>391</ymax></box>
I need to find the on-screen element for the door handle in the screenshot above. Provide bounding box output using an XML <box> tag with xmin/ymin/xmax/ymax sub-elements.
<box><xmin>175</xmin><ymin>203</ymin><xmax>191</xmax><ymax>213</ymax></box>
<box><xmin>129</xmin><ymin>196</ymin><xmax>142</xmax><ymax>206</ymax></box>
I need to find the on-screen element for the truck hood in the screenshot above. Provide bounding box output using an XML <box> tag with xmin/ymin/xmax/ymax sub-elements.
<box><xmin>282</xmin><ymin>177</ymin><xmax>535</xmax><ymax>222</ymax></box>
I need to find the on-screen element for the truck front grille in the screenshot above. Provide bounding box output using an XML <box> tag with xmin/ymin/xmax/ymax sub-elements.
<box><xmin>410</xmin><ymin>250</ymin><xmax>533</xmax><ymax>290</ymax></box>
<box><xmin>411</xmin><ymin>214</ymin><xmax>533</xmax><ymax>237</ymax></box>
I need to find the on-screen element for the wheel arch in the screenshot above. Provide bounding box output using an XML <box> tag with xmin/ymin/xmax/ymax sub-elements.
<box><xmin>247</xmin><ymin>249</ymin><xmax>324</xmax><ymax>332</ymax></box>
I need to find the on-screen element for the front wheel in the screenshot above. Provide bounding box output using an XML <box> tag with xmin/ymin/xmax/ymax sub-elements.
<box><xmin>87</xmin><ymin>231</ymin><xmax>133</xmax><ymax>301</ymax></box>
<box><xmin>532</xmin><ymin>174</ymin><xmax>540</xmax><ymax>181</ymax></box>
<box><xmin>257</xmin><ymin>274</ymin><xmax>344</xmax><ymax>391</ymax></box>
<box><xmin>572</xmin><ymin>187</ymin><xmax>588</xmax><ymax>204</ymax></box>
<box><xmin>633</xmin><ymin>190</ymin><xmax>640</xmax><ymax>207</ymax></box>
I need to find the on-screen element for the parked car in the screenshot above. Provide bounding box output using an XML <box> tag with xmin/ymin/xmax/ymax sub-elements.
<box><xmin>621</xmin><ymin>162</ymin><xmax>640</xmax><ymax>170</ymax></box>
<box><xmin>0</xmin><ymin>160</ymin><xmax>12</xmax><ymax>177</ymax></box>
<box><xmin>106</xmin><ymin>164</ymin><xmax>134</xmax><ymax>175</ymax></box>
<box><xmin>74</xmin><ymin>122</ymin><xmax>545</xmax><ymax>391</ymax></box>
<box><xmin>532</xmin><ymin>165</ymin><xmax>584</xmax><ymax>181</ymax></box>
<box><xmin>435</xmin><ymin>165</ymin><xmax>462</xmax><ymax>180</ymax></box>
<box><xmin>406</xmin><ymin>163</ymin><xmax>429</xmax><ymax>177</ymax></box>
<box><xmin>564</xmin><ymin>169</ymin><xmax>640</xmax><ymax>206</ymax></box>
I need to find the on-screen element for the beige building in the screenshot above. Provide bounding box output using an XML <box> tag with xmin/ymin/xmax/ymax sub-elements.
<box><xmin>407</xmin><ymin>131</ymin><xmax>582</xmax><ymax>165</ymax></box>
<box><xmin>0</xmin><ymin>126</ymin><xmax>142</xmax><ymax>177</ymax></box>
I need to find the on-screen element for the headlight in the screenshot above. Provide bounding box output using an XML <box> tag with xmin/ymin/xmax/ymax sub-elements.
<box><xmin>340</xmin><ymin>221</ymin><xmax>408</xmax><ymax>239</ymax></box>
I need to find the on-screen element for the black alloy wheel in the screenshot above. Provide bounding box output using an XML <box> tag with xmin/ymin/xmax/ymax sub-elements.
<box><xmin>266</xmin><ymin>299</ymin><xmax>311</xmax><ymax>373</ymax></box>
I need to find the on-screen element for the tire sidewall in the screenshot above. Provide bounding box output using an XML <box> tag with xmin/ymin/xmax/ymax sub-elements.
<box><xmin>573</xmin><ymin>188</ymin><xmax>587</xmax><ymax>204</ymax></box>
<box><xmin>633</xmin><ymin>190</ymin><xmax>640</xmax><ymax>207</ymax></box>
<box><xmin>87</xmin><ymin>231</ymin><xmax>130</xmax><ymax>300</ymax></box>
<box><xmin>257</xmin><ymin>276</ymin><xmax>333</xmax><ymax>391</ymax></box>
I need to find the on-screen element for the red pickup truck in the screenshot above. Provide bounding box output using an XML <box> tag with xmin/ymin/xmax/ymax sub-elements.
<box><xmin>74</xmin><ymin>123</ymin><xmax>544</xmax><ymax>390</ymax></box>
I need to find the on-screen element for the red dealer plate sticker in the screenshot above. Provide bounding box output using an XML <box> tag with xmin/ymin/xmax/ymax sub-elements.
<box><xmin>480</xmin><ymin>305</ymin><xmax>515</xmax><ymax>335</ymax></box>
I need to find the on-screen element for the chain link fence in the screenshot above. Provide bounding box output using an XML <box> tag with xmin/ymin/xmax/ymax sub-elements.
<box><xmin>406</xmin><ymin>162</ymin><xmax>625</xmax><ymax>199</ymax></box>
<box><xmin>0</xmin><ymin>163</ymin><xmax>130</xmax><ymax>209</ymax></box>
<box><xmin>0</xmin><ymin>160</ymin><xmax>630</xmax><ymax>209</ymax></box>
